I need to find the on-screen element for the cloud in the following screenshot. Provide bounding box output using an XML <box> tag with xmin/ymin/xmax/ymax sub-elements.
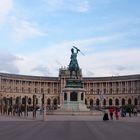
<box><xmin>42</xmin><ymin>0</ymin><xmax>90</xmax><ymax>13</ymax></box>
<box><xmin>13</xmin><ymin>34</ymin><xmax>140</xmax><ymax>77</ymax></box>
<box><xmin>0</xmin><ymin>0</ymin><xmax>13</xmax><ymax>26</ymax></box>
<box><xmin>42</xmin><ymin>0</ymin><xmax>113</xmax><ymax>13</ymax></box>
<box><xmin>11</xmin><ymin>17</ymin><xmax>47</xmax><ymax>42</ymax></box>
<box><xmin>0</xmin><ymin>0</ymin><xmax>47</xmax><ymax>42</ymax></box>
<box><xmin>116</xmin><ymin>65</ymin><xmax>126</xmax><ymax>71</ymax></box>
<box><xmin>42</xmin><ymin>0</ymin><xmax>64</xmax><ymax>10</ymax></box>
<box><xmin>0</xmin><ymin>52</ymin><xmax>23</xmax><ymax>74</ymax></box>
<box><xmin>76</xmin><ymin>0</ymin><xmax>90</xmax><ymax>12</ymax></box>
<box><xmin>1</xmin><ymin>33</ymin><xmax>139</xmax><ymax>77</ymax></box>
<box><xmin>32</xmin><ymin>65</ymin><xmax>51</xmax><ymax>76</ymax></box>
<box><xmin>85</xmin><ymin>70</ymin><xmax>95</xmax><ymax>76</ymax></box>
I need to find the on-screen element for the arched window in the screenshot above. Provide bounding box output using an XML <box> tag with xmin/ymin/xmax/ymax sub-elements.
<box><xmin>96</xmin><ymin>99</ymin><xmax>100</xmax><ymax>106</ymax></box>
<box><xmin>134</xmin><ymin>98</ymin><xmax>138</xmax><ymax>106</ymax></box>
<box><xmin>103</xmin><ymin>99</ymin><xmax>106</xmax><ymax>106</ymax></box>
<box><xmin>28</xmin><ymin>98</ymin><xmax>31</xmax><ymax>105</ymax></box>
<box><xmin>3</xmin><ymin>97</ymin><xmax>7</xmax><ymax>106</ymax></box>
<box><xmin>90</xmin><ymin>99</ymin><xmax>93</xmax><ymax>106</ymax></box>
<box><xmin>22</xmin><ymin>98</ymin><xmax>26</xmax><ymax>104</ymax></box>
<box><xmin>47</xmin><ymin>98</ymin><xmax>51</xmax><ymax>105</ymax></box>
<box><xmin>128</xmin><ymin>98</ymin><xmax>131</xmax><ymax>105</ymax></box>
<box><xmin>16</xmin><ymin>97</ymin><xmax>20</xmax><ymax>105</ymax></box>
<box><xmin>53</xmin><ymin>98</ymin><xmax>57</xmax><ymax>106</ymax></box>
<box><xmin>109</xmin><ymin>99</ymin><xmax>112</xmax><ymax>106</ymax></box>
<box><xmin>122</xmin><ymin>98</ymin><xmax>125</xmax><ymax>106</ymax></box>
<box><xmin>9</xmin><ymin>97</ymin><xmax>12</xmax><ymax>106</ymax></box>
<box><xmin>36</xmin><ymin>98</ymin><xmax>38</xmax><ymax>105</ymax></box>
<box><xmin>115</xmin><ymin>98</ymin><xmax>119</xmax><ymax>106</ymax></box>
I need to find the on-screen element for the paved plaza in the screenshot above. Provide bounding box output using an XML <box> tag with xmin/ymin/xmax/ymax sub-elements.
<box><xmin>0</xmin><ymin>114</ymin><xmax>140</xmax><ymax>140</ymax></box>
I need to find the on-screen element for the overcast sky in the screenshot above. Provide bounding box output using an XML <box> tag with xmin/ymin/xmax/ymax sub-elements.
<box><xmin>0</xmin><ymin>0</ymin><xmax>140</xmax><ymax>77</ymax></box>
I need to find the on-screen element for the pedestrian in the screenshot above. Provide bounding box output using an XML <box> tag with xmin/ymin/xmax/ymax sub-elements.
<box><xmin>128</xmin><ymin>107</ymin><xmax>132</xmax><ymax>117</ymax></box>
<box><xmin>103</xmin><ymin>110</ymin><xmax>109</xmax><ymax>121</ymax></box>
<box><xmin>133</xmin><ymin>107</ymin><xmax>137</xmax><ymax>116</ymax></box>
<box><xmin>109</xmin><ymin>107</ymin><xmax>114</xmax><ymax>120</ymax></box>
<box><xmin>115</xmin><ymin>108</ymin><xmax>119</xmax><ymax>120</ymax></box>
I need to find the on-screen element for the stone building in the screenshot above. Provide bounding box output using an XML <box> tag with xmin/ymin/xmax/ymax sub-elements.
<box><xmin>0</xmin><ymin>68</ymin><xmax>140</xmax><ymax>110</ymax></box>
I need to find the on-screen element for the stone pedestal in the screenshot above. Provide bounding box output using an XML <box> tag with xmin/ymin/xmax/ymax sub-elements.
<box><xmin>60</xmin><ymin>79</ymin><xmax>89</xmax><ymax>112</ymax></box>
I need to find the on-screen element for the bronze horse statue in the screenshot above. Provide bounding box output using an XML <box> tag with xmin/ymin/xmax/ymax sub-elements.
<box><xmin>68</xmin><ymin>47</ymin><xmax>80</xmax><ymax>78</ymax></box>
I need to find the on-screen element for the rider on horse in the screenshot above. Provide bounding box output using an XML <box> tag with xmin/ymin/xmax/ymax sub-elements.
<box><xmin>68</xmin><ymin>47</ymin><xmax>80</xmax><ymax>78</ymax></box>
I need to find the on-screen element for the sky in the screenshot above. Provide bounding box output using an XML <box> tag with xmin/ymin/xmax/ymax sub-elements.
<box><xmin>0</xmin><ymin>0</ymin><xmax>140</xmax><ymax>77</ymax></box>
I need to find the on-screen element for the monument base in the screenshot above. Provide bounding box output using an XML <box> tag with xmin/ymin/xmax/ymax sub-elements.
<box><xmin>60</xmin><ymin>101</ymin><xmax>89</xmax><ymax>112</ymax></box>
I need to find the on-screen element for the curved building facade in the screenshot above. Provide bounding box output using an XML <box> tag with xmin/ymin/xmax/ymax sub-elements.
<box><xmin>0</xmin><ymin>68</ymin><xmax>140</xmax><ymax>110</ymax></box>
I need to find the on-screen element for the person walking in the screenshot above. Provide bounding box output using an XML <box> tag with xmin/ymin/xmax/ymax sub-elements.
<box><xmin>103</xmin><ymin>110</ymin><xmax>109</xmax><ymax>121</ymax></box>
<box><xmin>133</xmin><ymin>107</ymin><xmax>137</xmax><ymax>116</ymax></box>
<box><xmin>109</xmin><ymin>107</ymin><xmax>114</xmax><ymax>120</ymax></box>
<box><xmin>115</xmin><ymin>108</ymin><xmax>119</xmax><ymax>120</ymax></box>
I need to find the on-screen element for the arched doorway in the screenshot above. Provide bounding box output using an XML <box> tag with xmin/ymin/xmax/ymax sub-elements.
<box><xmin>22</xmin><ymin>98</ymin><xmax>26</xmax><ymax>104</ymax></box>
<box><xmin>9</xmin><ymin>97</ymin><xmax>12</xmax><ymax>106</ymax></box>
<box><xmin>109</xmin><ymin>99</ymin><xmax>112</xmax><ymax>106</ymax></box>
<box><xmin>122</xmin><ymin>98</ymin><xmax>125</xmax><ymax>106</ymax></box>
<box><xmin>90</xmin><ymin>99</ymin><xmax>93</xmax><ymax>106</ymax></box>
<box><xmin>36</xmin><ymin>98</ymin><xmax>38</xmax><ymax>105</ymax></box>
<box><xmin>47</xmin><ymin>98</ymin><xmax>51</xmax><ymax>110</ymax></box>
<box><xmin>90</xmin><ymin>99</ymin><xmax>93</xmax><ymax>109</ymax></box>
<box><xmin>103</xmin><ymin>99</ymin><xmax>106</xmax><ymax>106</ymax></box>
<box><xmin>128</xmin><ymin>98</ymin><xmax>131</xmax><ymax>105</ymax></box>
<box><xmin>134</xmin><ymin>98</ymin><xmax>138</xmax><ymax>106</ymax></box>
<box><xmin>28</xmin><ymin>98</ymin><xmax>32</xmax><ymax>105</ymax></box>
<box><xmin>115</xmin><ymin>98</ymin><xmax>119</xmax><ymax>106</ymax></box>
<box><xmin>47</xmin><ymin>98</ymin><xmax>51</xmax><ymax>106</ymax></box>
<box><xmin>96</xmin><ymin>99</ymin><xmax>100</xmax><ymax>106</ymax></box>
<box><xmin>53</xmin><ymin>98</ymin><xmax>57</xmax><ymax>110</ymax></box>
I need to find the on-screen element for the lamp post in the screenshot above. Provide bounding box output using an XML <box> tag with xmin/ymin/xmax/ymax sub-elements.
<box><xmin>42</xmin><ymin>93</ymin><xmax>47</xmax><ymax>121</ymax></box>
<box><xmin>138</xmin><ymin>95</ymin><xmax>140</xmax><ymax>111</ymax></box>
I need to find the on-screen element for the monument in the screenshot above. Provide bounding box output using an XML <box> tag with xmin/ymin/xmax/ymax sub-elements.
<box><xmin>60</xmin><ymin>47</ymin><xmax>89</xmax><ymax>112</ymax></box>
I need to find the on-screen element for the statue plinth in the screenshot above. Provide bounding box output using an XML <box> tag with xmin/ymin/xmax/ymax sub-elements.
<box><xmin>65</xmin><ymin>79</ymin><xmax>83</xmax><ymax>88</ymax></box>
<box><xmin>60</xmin><ymin>78</ymin><xmax>89</xmax><ymax>112</ymax></box>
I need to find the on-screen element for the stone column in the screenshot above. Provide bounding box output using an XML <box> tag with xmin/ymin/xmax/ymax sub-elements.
<box><xmin>24</xmin><ymin>96</ymin><xmax>28</xmax><ymax>117</ymax></box>
<box><xmin>17</xmin><ymin>97</ymin><xmax>21</xmax><ymax>117</ymax></box>
<box><xmin>6</xmin><ymin>98</ymin><xmax>8</xmax><ymax>115</ymax></box>
<box><xmin>78</xmin><ymin>91</ymin><xmax>80</xmax><ymax>103</ymax></box>
<box><xmin>67</xmin><ymin>91</ymin><xmax>70</xmax><ymax>102</ymax></box>
<box><xmin>43</xmin><ymin>94</ymin><xmax>47</xmax><ymax>121</ymax></box>
<box><xmin>0</xmin><ymin>95</ymin><xmax>3</xmax><ymax>115</ymax></box>
<box><xmin>33</xmin><ymin>95</ymin><xmax>36</xmax><ymax>118</ymax></box>
<box><xmin>12</xmin><ymin>97</ymin><xmax>15</xmax><ymax>116</ymax></box>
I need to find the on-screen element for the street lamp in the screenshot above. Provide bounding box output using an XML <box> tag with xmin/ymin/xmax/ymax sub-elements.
<box><xmin>138</xmin><ymin>95</ymin><xmax>140</xmax><ymax>111</ymax></box>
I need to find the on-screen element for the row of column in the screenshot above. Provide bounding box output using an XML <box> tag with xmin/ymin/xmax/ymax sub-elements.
<box><xmin>0</xmin><ymin>95</ymin><xmax>37</xmax><ymax>118</ymax></box>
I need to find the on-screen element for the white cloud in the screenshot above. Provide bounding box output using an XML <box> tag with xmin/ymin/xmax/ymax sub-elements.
<box><xmin>0</xmin><ymin>0</ymin><xmax>46</xmax><ymax>41</ymax></box>
<box><xmin>14</xmin><ymin>35</ymin><xmax>140</xmax><ymax>77</ymax></box>
<box><xmin>76</xmin><ymin>0</ymin><xmax>90</xmax><ymax>12</ymax></box>
<box><xmin>32</xmin><ymin>65</ymin><xmax>51</xmax><ymax>76</ymax></box>
<box><xmin>11</xmin><ymin>17</ymin><xmax>47</xmax><ymax>42</ymax></box>
<box><xmin>42</xmin><ymin>0</ymin><xmax>64</xmax><ymax>10</ymax></box>
<box><xmin>42</xmin><ymin>0</ymin><xmax>90</xmax><ymax>13</ymax></box>
<box><xmin>0</xmin><ymin>52</ymin><xmax>23</xmax><ymax>74</ymax></box>
<box><xmin>0</xmin><ymin>0</ymin><xmax>13</xmax><ymax>26</ymax></box>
